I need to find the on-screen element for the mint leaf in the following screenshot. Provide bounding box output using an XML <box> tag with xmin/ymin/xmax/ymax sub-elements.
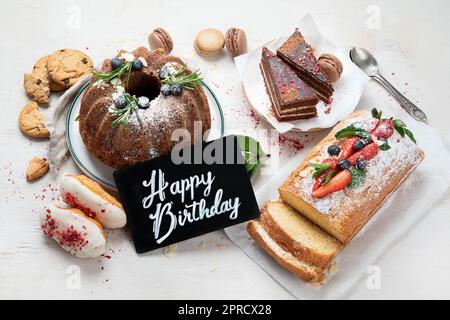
<box><xmin>371</xmin><ymin>108</ymin><xmax>382</xmax><ymax>120</ymax></box>
<box><xmin>335</xmin><ymin>125</ymin><xmax>371</xmax><ymax>139</ymax></box>
<box><xmin>404</xmin><ymin>128</ymin><xmax>416</xmax><ymax>144</ymax></box>
<box><xmin>348</xmin><ymin>168</ymin><xmax>366</xmax><ymax>189</ymax></box>
<box><xmin>237</xmin><ymin>135</ymin><xmax>265</xmax><ymax>177</ymax></box>
<box><xmin>378</xmin><ymin>138</ymin><xmax>391</xmax><ymax>151</ymax></box>
<box><xmin>322</xmin><ymin>170</ymin><xmax>336</xmax><ymax>185</ymax></box>
<box><xmin>309</xmin><ymin>162</ymin><xmax>332</xmax><ymax>178</ymax></box>
<box><xmin>393</xmin><ymin>119</ymin><xmax>416</xmax><ymax>144</ymax></box>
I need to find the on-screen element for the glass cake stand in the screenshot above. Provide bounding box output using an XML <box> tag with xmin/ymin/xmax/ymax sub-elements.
<box><xmin>66</xmin><ymin>81</ymin><xmax>225</xmax><ymax>191</ymax></box>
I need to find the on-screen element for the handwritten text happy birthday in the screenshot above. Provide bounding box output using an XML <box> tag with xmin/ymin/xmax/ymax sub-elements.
<box><xmin>142</xmin><ymin>169</ymin><xmax>241</xmax><ymax>244</ymax></box>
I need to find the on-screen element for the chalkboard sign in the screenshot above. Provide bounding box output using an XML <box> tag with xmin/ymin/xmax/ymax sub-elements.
<box><xmin>113</xmin><ymin>135</ymin><xmax>260</xmax><ymax>253</ymax></box>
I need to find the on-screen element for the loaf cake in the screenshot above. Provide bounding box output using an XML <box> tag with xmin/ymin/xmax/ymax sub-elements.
<box><xmin>279</xmin><ymin>110</ymin><xmax>424</xmax><ymax>243</ymax></box>
<box><xmin>260</xmin><ymin>201</ymin><xmax>341</xmax><ymax>269</ymax></box>
<box><xmin>79</xmin><ymin>47</ymin><xmax>211</xmax><ymax>169</ymax></box>
<box><xmin>247</xmin><ymin>220</ymin><xmax>325</xmax><ymax>282</ymax></box>
<box><xmin>277</xmin><ymin>29</ymin><xmax>333</xmax><ymax>103</ymax></box>
<box><xmin>260</xmin><ymin>47</ymin><xmax>318</xmax><ymax>121</ymax></box>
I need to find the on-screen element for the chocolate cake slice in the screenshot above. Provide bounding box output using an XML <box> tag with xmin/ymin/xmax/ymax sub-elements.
<box><xmin>260</xmin><ymin>47</ymin><xmax>318</xmax><ymax>122</ymax></box>
<box><xmin>277</xmin><ymin>29</ymin><xmax>334</xmax><ymax>103</ymax></box>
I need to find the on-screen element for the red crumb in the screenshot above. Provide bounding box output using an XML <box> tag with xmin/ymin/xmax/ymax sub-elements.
<box><xmin>62</xmin><ymin>192</ymin><xmax>97</xmax><ymax>218</ymax></box>
<box><xmin>278</xmin><ymin>134</ymin><xmax>304</xmax><ymax>151</ymax></box>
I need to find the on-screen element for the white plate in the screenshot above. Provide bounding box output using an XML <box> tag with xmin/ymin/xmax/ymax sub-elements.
<box><xmin>234</xmin><ymin>14</ymin><xmax>369</xmax><ymax>133</ymax></box>
<box><xmin>66</xmin><ymin>81</ymin><xmax>224</xmax><ymax>190</ymax></box>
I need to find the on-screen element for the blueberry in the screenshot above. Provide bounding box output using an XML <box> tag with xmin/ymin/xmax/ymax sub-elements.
<box><xmin>327</xmin><ymin>145</ymin><xmax>341</xmax><ymax>156</ymax></box>
<box><xmin>138</xmin><ymin>96</ymin><xmax>150</xmax><ymax>109</ymax></box>
<box><xmin>132</xmin><ymin>59</ymin><xmax>143</xmax><ymax>70</ymax></box>
<box><xmin>170</xmin><ymin>84</ymin><xmax>182</xmax><ymax>96</ymax></box>
<box><xmin>356</xmin><ymin>158</ymin><xmax>367</xmax><ymax>170</ymax></box>
<box><xmin>111</xmin><ymin>57</ymin><xmax>123</xmax><ymax>70</ymax></box>
<box><xmin>353</xmin><ymin>138</ymin><xmax>372</xmax><ymax>151</ymax></box>
<box><xmin>159</xmin><ymin>66</ymin><xmax>171</xmax><ymax>80</ymax></box>
<box><xmin>337</xmin><ymin>159</ymin><xmax>351</xmax><ymax>170</ymax></box>
<box><xmin>114</xmin><ymin>95</ymin><xmax>127</xmax><ymax>109</ymax></box>
<box><xmin>161</xmin><ymin>84</ymin><xmax>171</xmax><ymax>96</ymax></box>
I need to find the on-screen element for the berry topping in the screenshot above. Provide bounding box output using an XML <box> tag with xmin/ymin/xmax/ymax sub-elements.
<box><xmin>372</xmin><ymin>119</ymin><xmax>394</xmax><ymax>140</ymax></box>
<box><xmin>161</xmin><ymin>84</ymin><xmax>171</xmax><ymax>96</ymax></box>
<box><xmin>312</xmin><ymin>169</ymin><xmax>351</xmax><ymax>199</ymax></box>
<box><xmin>137</xmin><ymin>96</ymin><xmax>150</xmax><ymax>109</ymax></box>
<box><xmin>327</xmin><ymin>145</ymin><xmax>340</xmax><ymax>156</ymax></box>
<box><xmin>356</xmin><ymin>158</ymin><xmax>367</xmax><ymax>170</ymax></box>
<box><xmin>348</xmin><ymin>142</ymin><xmax>379</xmax><ymax>165</ymax></box>
<box><xmin>111</xmin><ymin>57</ymin><xmax>123</xmax><ymax>70</ymax></box>
<box><xmin>114</xmin><ymin>95</ymin><xmax>127</xmax><ymax>109</ymax></box>
<box><xmin>170</xmin><ymin>84</ymin><xmax>182</xmax><ymax>96</ymax></box>
<box><xmin>159</xmin><ymin>66</ymin><xmax>171</xmax><ymax>80</ymax></box>
<box><xmin>337</xmin><ymin>159</ymin><xmax>351</xmax><ymax>170</ymax></box>
<box><xmin>311</xmin><ymin>158</ymin><xmax>337</xmax><ymax>191</ymax></box>
<box><xmin>132</xmin><ymin>59</ymin><xmax>143</xmax><ymax>70</ymax></box>
<box><xmin>337</xmin><ymin>137</ymin><xmax>358</xmax><ymax>161</ymax></box>
<box><xmin>353</xmin><ymin>138</ymin><xmax>371</xmax><ymax>151</ymax></box>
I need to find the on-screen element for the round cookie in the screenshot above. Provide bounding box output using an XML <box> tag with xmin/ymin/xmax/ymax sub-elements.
<box><xmin>194</xmin><ymin>29</ymin><xmax>225</xmax><ymax>57</ymax></box>
<box><xmin>33</xmin><ymin>55</ymin><xmax>67</xmax><ymax>92</ymax></box>
<box><xmin>148</xmin><ymin>28</ymin><xmax>173</xmax><ymax>53</ymax></box>
<box><xmin>318</xmin><ymin>54</ymin><xmax>343</xmax><ymax>83</ymax></box>
<box><xmin>225</xmin><ymin>28</ymin><xmax>247</xmax><ymax>57</ymax></box>
<box><xmin>47</xmin><ymin>49</ymin><xmax>93</xmax><ymax>89</ymax></box>
<box><xmin>18</xmin><ymin>101</ymin><xmax>49</xmax><ymax>138</ymax></box>
<box><xmin>23</xmin><ymin>73</ymin><xmax>50</xmax><ymax>104</ymax></box>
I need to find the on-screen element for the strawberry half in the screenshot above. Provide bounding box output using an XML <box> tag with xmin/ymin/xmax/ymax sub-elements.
<box><xmin>348</xmin><ymin>142</ymin><xmax>379</xmax><ymax>165</ymax></box>
<box><xmin>337</xmin><ymin>137</ymin><xmax>359</xmax><ymax>161</ymax></box>
<box><xmin>312</xmin><ymin>170</ymin><xmax>351</xmax><ymax>199</ymax></box>
<box><xmin>312</xmin><ymin>158</ymin><xmax>337</xmax><ymax>191</ymax></box>
<box><xmin>372</xmin><ymin>119</ymin><xmax>394</xmax><ymax>140</ymax></box>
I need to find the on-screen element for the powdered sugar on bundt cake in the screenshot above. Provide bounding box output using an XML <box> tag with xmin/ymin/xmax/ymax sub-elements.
<box><xmin>79</xmin><ymin>47</ymin><xmax>211</xmax><ymax>169</ymax></box>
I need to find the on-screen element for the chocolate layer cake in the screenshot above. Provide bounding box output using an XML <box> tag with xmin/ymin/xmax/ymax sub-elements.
<box><xmin>277</xmin><ymin>29</ymin><xmax>333</xmax><ymax>103</ymax></box>
<box><xmin>260</xmin><ymin>47</ymin><xmax>318</xmax><ymax>122</ymax></box>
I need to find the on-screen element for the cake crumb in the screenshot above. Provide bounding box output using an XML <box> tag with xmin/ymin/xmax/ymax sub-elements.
<box><xmin>163</xmin><ymin>244</ymin><xmax>177</xmax><ymax>258</ymax></box>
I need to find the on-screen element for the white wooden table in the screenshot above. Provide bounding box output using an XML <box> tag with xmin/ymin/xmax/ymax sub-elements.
<box><xmin>1</xmin><ymin>0</ymin><xmax>449</xmax><ymax>299</ymax></box>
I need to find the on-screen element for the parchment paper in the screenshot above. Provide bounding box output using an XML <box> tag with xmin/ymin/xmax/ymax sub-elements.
<box><xmin>224</xmin><ymin>104</ymin><xmax>450</xmax><ymax>299</ymax></box>
<box><xmin>234</xmin><ymin>15</ymin><xmax>369</xmax><ymax>133</ymax></box>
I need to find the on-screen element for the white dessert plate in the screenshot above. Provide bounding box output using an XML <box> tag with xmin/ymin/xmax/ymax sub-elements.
<box><xmin>234</xmin><ymin>14</ymin><xmax>369</xmax><ymax>133</ymax></box>
<box><xmin>66</xmin><ymin>81</ymin><xmax>225</xmax><ymax>191</ymax></box>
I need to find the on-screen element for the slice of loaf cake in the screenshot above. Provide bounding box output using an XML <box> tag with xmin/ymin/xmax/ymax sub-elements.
<box><xmin>247</xmin><ymin>220</ymin><xmax>325</xmax><ymax>282</ymax></box>
<box><xmin>260</xmin><ymin>201</ymin><xmax>341</xmax><ymax>268</ymax></box>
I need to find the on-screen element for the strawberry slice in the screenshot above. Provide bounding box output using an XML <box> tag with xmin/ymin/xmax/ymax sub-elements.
<box><xmin>347</xmin><ymin>142</ymin><xmax>379</xmax><ymax>165</ymax></box>
<box><xmin>312</xmin><ymin>170</ymin><xmax>351</xmax><ymax>198</ymax></box>
<box><xmin>372</xmin><ymin>119</ymin><xmax>394</xmax><ymax>139</ymax></box>
<box><xmin>337</xmin><ymin>137</ymin><xmax>359</xmax><ymax>161</ymax></box>
<box><xmin>312</xmin><ymin>158</ymin><xmax>337</xmax><ymax>191</ymax></box>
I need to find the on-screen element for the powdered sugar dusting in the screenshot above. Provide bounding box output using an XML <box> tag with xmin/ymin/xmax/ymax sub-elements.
<box><xmin>295</xmin><ymin>113</ymin><xmax>422</xmax><ymax>215</ymax></box>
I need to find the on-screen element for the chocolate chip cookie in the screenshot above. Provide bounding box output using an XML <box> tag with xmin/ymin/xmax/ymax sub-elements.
<box><xmin>18</xmin><ymin>101</ymin><xmax>49</xmax><ymax>138</ymax></box>
<box><xmin>33</xmin><ymin>55</ymin><xmax>66</xmax><ymax>92</ymax></box>
<box><xmin>47</xmin><ymin>49</ymin><xmax>93</xmax><ymax>89</ymax></box>
<box><xmin>23</xmin><ymin>73</ymin><xmax>50</xmax><ymax>104</ymax></box>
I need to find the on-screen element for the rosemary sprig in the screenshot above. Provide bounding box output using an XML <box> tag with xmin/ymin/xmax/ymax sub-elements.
<box><xmin>109</xmin><ymin>94</ymin><xmax>140</xmax><ymax>127</ymax></box>
<box><xmin>93</xmin><ymin>61</ymin><xmax>133</xmax><ymax>86</ymax></box>
<box><xmin>161</xmin><ymin>69</ymin><xmax>203</xmax><ymax>89</ymax></box>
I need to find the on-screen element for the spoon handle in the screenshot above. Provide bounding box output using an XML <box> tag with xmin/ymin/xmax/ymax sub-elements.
<box><xmin>372</xmin><ymin>74</ymin><xmax>427</xmax><ymax>122</ymax></box>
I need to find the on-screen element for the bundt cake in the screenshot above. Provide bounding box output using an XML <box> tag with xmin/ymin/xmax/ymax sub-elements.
<box><xmin>79</xmin><ymin>47</ymin><xmax>211</xmax><ymax>169</ymax></box>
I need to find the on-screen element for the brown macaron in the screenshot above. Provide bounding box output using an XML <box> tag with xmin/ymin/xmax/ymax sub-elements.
<box><xmin>225</xmin><ymin>28</ymin><xmax>247</xmax><ymax>57</ymax></box>
<box><xmin>148</xmin><ymin>28</ymin><xmax>173</xmax><ymax>53</ymax></box>
<box><xmin>318</xmin><ymin>54</ymin><xmax>343</xmax><ymax>83</ymax></box>
<box><xmin>194</xmin><ymin>28</ymin><xmax>225</xmax><ymax>57</ymax></box>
